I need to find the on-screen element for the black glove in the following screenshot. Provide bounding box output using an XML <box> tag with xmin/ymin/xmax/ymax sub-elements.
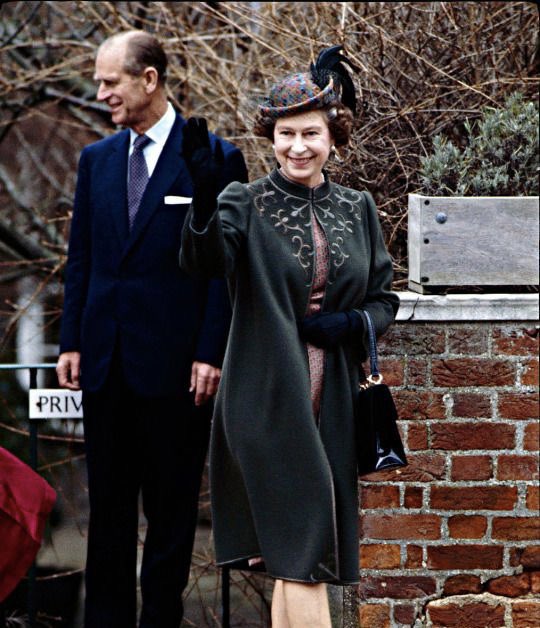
<box><xmin>182</xmin><ymin>117</ymin><xmax>224</xmax><ymax>229</ymax></box>
<box><xmin>298</xmin><ymin>310</ymin><xmax>364</xmax><ymax>349</ymax></box>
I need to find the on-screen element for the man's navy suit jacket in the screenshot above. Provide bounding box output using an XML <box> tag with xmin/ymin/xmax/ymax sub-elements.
<box><xmin>59</xmin><ymin>113</ymin><xmax>248</xmax><ymax>396</ymax></box>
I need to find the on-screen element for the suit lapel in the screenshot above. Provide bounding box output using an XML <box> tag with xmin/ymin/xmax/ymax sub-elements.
<box><xmin>122</xmin><ymin>115</ymin><xmax>192</xmax><ymax>258</ymax></box>
<box><xmin>102</xmin><ymin>130</ymin><xmax>130</xmax><ymax>244</ymax></box>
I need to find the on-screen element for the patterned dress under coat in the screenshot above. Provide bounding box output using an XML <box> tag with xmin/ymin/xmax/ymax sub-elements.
<box><xmin>306</xmin><ymin>209</ymin><xmax>330</xmax><ymax>419</ymax></box>
<box><xmin>180</xmin><ymin>168</ymin><xmax>399</xmax><ymax>584</ymax></box>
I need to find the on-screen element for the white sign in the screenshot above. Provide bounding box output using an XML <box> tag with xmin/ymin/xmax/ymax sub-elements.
<box><xmin>29</xmin><ymin>389</ymin><xmax>83</xmax><ymax>419</ymax></box>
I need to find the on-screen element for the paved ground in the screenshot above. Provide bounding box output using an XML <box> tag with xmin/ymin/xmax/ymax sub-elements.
<box><xmin>34</xmin><ymin>519</ymin><xmax>272</xmax><ymax>627</ymax></box>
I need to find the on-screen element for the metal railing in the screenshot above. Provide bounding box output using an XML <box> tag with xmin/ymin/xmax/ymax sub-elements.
<box><xmin>0</xmin><ymin>363</ymin><xmax>58</xmax><ymax>466</ymax></box>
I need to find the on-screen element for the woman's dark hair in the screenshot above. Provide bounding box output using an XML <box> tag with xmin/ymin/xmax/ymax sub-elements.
<box><xmin>123</xmin><ymin>32</ymin><xmax>168</xmax><ymax>85</ymax></box>
<box><xmin>253</xmin><ymin>100</ymin><xmax>354</xmax><ymax>147</ymax></box>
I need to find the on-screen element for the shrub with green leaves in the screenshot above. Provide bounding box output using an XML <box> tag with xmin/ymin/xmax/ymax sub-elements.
<box><xmin>420</xmin><ymin>93</ymin><xmax>539</xmax><ymax>196</ymax></box>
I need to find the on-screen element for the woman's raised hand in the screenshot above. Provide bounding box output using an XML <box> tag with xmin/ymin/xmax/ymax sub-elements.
<box><xmin>183</xmin><ymin>117</ymin><xmax>225</xmax><ymax>229</ymax></box>
<box><xmin>183</xmin><ymin>117</ymin><xmax>224</xmax><ymax>186</ymax></box>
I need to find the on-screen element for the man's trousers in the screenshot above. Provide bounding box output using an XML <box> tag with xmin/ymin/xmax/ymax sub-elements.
<box><xmin>82</xmin><ymin>356</ymin><xmax>211</xmax><ymax>628</ymax></box>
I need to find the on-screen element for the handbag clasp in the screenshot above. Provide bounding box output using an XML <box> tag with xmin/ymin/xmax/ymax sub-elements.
<box><xmin>358</xmin><ymin>373</ymin><xmax>384</xmax><ymax>389</ymax></box>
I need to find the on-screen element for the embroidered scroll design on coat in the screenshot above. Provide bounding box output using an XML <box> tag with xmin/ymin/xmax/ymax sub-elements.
<box><xmin>249</xmin><ymin>177</ymin><xmax>364</xmax><ymax>282</ymax></box>
<box><xmin>314</xmin><ymin>186</ymin><xmax>363</xmax><ymax>282</ymax></box>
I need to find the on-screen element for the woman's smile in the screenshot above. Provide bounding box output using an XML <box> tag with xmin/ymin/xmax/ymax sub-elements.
<box><xmin>288</xmin><ymin>155</ymin><xmax>314</xmax><ymax>167</ymax></box>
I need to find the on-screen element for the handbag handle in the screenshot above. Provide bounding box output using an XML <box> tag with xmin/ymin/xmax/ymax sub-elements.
<box><xmin>362</xmin><ymin>310</ymin><xmax>384</xmax><ymax>385</ymax></box>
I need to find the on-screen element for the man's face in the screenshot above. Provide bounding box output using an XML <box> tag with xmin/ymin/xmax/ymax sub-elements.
<box><xmin>94</xmin><ymin>41</ymin><xmax>151</xmax><ymax>131</ymax></box>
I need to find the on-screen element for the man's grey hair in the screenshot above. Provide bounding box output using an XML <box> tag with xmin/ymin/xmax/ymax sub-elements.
<box><xmin>99</xmin><ymin>31</ymin><xmax>168</xmax><ymax>85</ymax></box>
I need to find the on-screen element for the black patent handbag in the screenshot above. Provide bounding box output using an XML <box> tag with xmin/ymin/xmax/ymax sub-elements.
<box><xmin>356</xmin><ymin>310</ymin><xmax>408</xmax><ymax>476</ymax></box>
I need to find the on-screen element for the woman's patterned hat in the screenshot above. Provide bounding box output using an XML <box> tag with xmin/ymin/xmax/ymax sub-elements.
<box><xmin>258</xmin><ymin>45</ymin><xmax>358</xmax><ymax>120</ymax></box>
<box><xmin>259</xmin><ymin>73</ymin><xmax>336</xmax><ymax>118</ymax></box>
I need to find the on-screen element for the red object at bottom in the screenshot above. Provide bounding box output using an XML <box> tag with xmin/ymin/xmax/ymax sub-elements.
<box><xmin>0</xmin><ymin>446</ymin><xmax>56</xmax><ymax>602</ymax></box>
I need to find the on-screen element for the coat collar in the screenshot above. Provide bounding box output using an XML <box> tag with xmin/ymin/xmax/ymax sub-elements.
<box><xmin>269</xmin><ymin>167</ymin><xmax>331</xmax><ymax>201</ymax></box>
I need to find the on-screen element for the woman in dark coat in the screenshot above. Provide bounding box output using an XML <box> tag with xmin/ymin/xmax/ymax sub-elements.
<box><xmin>180</xmin><ymin>46</ymin><xmax>399</xmax><ymax>627</ymax></box>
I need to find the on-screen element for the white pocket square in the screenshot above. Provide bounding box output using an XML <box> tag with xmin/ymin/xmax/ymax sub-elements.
<box><xmin>164</xmin><ymin>195</ymin><xmax>192</xmax><ymax>204</ymax></box>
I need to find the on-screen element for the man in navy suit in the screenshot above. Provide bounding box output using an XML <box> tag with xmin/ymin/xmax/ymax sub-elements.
<box><xmin>56</xmin><ymin>31</ymin><xmax>248</xmax><ymax>627</ymax></box>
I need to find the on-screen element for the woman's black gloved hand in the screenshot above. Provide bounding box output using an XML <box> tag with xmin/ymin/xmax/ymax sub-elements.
<box><xmin>298</xmin><ymin>310</ymin><xmax>364</xmax><ymax>349</ymax></box>
<box><xmin>182</xmin><ymin>117</ymin><xmax>224</xmax><ymax>230</ymax></box>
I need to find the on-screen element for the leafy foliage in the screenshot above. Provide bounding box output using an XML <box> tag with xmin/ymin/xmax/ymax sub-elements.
<box><xmin>420</xmin><ymin>93</ymin><xmax>539</xmax><ymax>196</ymax></box>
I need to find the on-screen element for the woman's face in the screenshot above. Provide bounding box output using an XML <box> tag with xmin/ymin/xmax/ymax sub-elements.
<box><xmin>273</xmin><ymin>110</ymin><xmax>333</xmax><ymax>188</ymax></box>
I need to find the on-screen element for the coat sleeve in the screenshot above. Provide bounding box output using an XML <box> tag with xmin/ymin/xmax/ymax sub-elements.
<box><xmin>180</xmin><ymin>180</ymin><xmax>252</xmax><ymax>280</ymax></box>
<box><xmin>59</xmin><ymin>148</ymin><xmax>92</xmax><ymax>354</ymax></box>
<box><xmin>193</xmin><ymin>147</ymin><xmax>249</xmax><ymax>366</ymax></box>
<box><xmin>358</xmin><ymin>190</ymin><xmax>400</xmax><ymax>342</ymax></box>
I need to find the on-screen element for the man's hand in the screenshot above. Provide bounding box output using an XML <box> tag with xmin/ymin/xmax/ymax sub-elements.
<box><xmin>190</xmin><ymin>361</ymin><xmax>221</xmax><ymax>406</ymax></box>
<box><xmin>56</xmin><ymin>351</ymin><xmax>81</xmax><ymax>390</ymax></box>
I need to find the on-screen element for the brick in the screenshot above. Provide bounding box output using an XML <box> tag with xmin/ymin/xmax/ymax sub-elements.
<box><xmin>407</xmin><ymin>359</ymin><xmax>428</xmax><ymax>386</ymax></box>
<box><xmin>509</xmin><ymin>547</ymin><xmax>523</xmax><ymax>567</ymax></box>
<box><xmin>492</xmin><ymin>517</ymin><xmax>540</xmax><ymax>540</ymax></box>
<box><xmin>520</xmin><ymin>546</ymin><xmax>540</xmax><ymax>570</ymax></box>
<box><xmin>358</xmin><ymin>576</ymin><xmax>436</xmax><ymax>600</ymax></box>
<box><xmin>405</xmin><ymin>545</ymin><xmax>423</xmax><ymax>568</ymax></box>
<box><xmin>432</xmin><ymin>358</ymin><xmax>515</xmax><ymax>387</ymax></box>
<box><xmin>452</xmin><ymin>392</ymin><xmax>491</xmax><ymax>418</ymax></box>
<box><xmin>497</xmin><ymin>454</ymin><xmax>539</xmax><ymax>480</ymax></box>
<box><xmin>531</xmin><ymin>571</ymin><xmax>540</xmax><ymax>594</ymax></box>
<box><xmin>378</xmin><ymin>357</ymin><xmax>405</xmax><ymax>386</ymax></box>
<box><xmin>522</xmin><ymin>359</ymin><xmax>539</xmax><ymax>386</ymax></box>
<box><xmin>358</xmin><ymin>603</ymin><xmax>390</xmax><ymax>628</ymax></box>
<box><xmin>427</xmin><ymin>600</ymin><xmax>505</xmax><ymax>627</ymax></box>
<box><xmin>360</xmin><ymin>514</ymin><xmax>441</xmax><ymax>540</ymax></box>
<box><xmin>443</xmin><ymin>574</ymin><xmax>482</xmax><ymax>595</ymax></box>
<box><xmin>394</xmin><ymin>390</ymin><xmax>446</xmax><ymax>420</ymax></box>
<box><xmin>498</xmin><ymin>392</ymin><xmax>539</xmax><ymax>419</ymax></box>
<box><xmin>493</xmin><ymin>327</ymin><xmax>539</xmax><ymax>356</ymax></box>
<box><xmin>427</xmin><ymin>545</ymin><xmax>503</xmax><ymax>569</ymax></box>
<box><xmin>448</xmin><ymin>515</ymin><xmax>487</xmax><ymax>539</ymax></box>
<box><xmin>524</xmin><ymin>422</ymin><xmax>539</xmax><ymax>451</ymax></box>
<box><xmin>431</xmin><ymin>486</ymin><xmax>517</xmax><ymax>511</ymax></box>
<box><xmin>511</xmin><ymin>599</ymin><xmax>540</xmax><ymax>628</ymax></box>
<box><xmin>451</xmin><ymin>455</ymin><xmax>492</xmax><ymax>481</ymax></box>
<box><xmin>362</xmin><ymin>453</ymin><xmax>446</xmax><ymax>483</ymax></box>
<box><xmin>397</xmin><ymin>453</ymin><xmax>446</xmax><ymax>482</ymax></box>
<box><xmin>360</xmin><ymin>544</ymin><xmax>401</xmax><ymax>569</ymax></box>
<box><xmin>527</xmin><ymin>485</ymin><xmax>539</xmax><ymax>512</ymax></box>
<box><xmin>448</xmin><ymin>327</ymin><xmax>488</xmax><ymax>355</ymax></box>
<box><xmin>360</xmin><ymin>485</ymin><xmax>400</xmax><ymax>509</ymax></box>
<box><xmin>393</xmin><ymin>604</ymin><xmax>416</xmax><ymax>625</ymax></box>
<box><xmin>378</xmin><ymin>325</ymin><xmax>445</xmax><ymax>355</ymax></box>
<box><xmin>404</xmin><ymin>486</ymin><xmax>423</xmax><ymax>509</ymax></box>
<box><xmin>487</xmin><ymin>573</ymin><xmax>531</xmax><ymax>597</ymax></box>
<box><xmin>431</xmin><ymin>422</ymin><xmax>515</xmax><ymax>451</ymax></box>
<box><xmin>407</xmin><ymin>422</ymin><xmax>429</xmax><ymax>450</ymax></box>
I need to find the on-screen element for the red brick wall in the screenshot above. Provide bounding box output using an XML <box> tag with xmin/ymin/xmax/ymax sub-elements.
<box><xmin>358</xmin><ymin>322</ymin><xmax>539</xmax><ymax>628</ymax></box>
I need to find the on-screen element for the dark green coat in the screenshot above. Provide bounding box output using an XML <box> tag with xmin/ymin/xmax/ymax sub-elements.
<box><xmin>180</xmin><ymin>168</ymin><xmax>398</xmax><ymax>584</ymax></box>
